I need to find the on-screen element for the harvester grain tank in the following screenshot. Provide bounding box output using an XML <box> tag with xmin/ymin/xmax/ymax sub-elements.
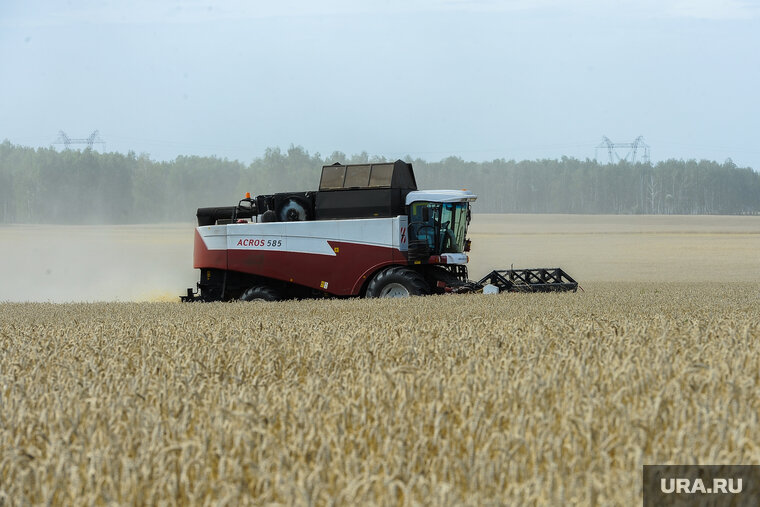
<box><xmin>182</xmin><ymin>160</ymin><xmax>577</xmax><ymax>301</ymax></box>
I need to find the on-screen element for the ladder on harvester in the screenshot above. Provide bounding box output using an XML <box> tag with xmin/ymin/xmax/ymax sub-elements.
<box><xmin>477</xmin><ymin>268</ymin><xmax>578</xmax><ymax>293</ymax></box>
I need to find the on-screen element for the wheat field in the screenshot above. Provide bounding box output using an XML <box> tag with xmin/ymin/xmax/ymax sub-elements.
<box><xmin>2</xmin><ymin>284</ymin><xmax>760</xmax><ymax>504</ymax></box>
<box><xmin>1</xmin><ymin>214</ymin><xmax>759</xmax><ymax>504</ymax></box>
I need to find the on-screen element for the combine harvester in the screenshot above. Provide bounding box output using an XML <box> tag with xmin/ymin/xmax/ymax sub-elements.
<box><xmin>181</xmin><ymin>161</ymin><xmax>577</xmax><ymax>301</ymax></box>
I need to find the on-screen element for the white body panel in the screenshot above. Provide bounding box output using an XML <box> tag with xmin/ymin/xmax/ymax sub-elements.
<box><xmin>198</xmin><ymin>216</ymin><xmax>410</xmax><ymax>256</ymax></box>
<box><xmin>439</xmin><ymin>253</ymin><xmax>468</xmax><ymax>264</ymax></box>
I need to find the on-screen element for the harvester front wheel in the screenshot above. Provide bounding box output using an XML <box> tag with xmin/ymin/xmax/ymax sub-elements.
<box><xmin>240</xmin><ymin>285</ymin><xmax>281</xmax><ymax>302</ymax></box>
<box><xmin>366</xmin><ymin>267</ymin><xmax>430</xmax><ymax>298</ymax></box>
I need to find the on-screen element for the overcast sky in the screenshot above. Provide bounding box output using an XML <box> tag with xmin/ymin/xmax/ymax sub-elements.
<box><xmin>1</xmin><ymin>0</ymin><xmax>759</xmax><ymax>168</ymax></box>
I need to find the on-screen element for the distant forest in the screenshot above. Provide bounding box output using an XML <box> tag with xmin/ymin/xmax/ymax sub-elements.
<box><xmin>1</xmin><ymin>140</ymin><xmax>758</xmax><ymax>224</ymax></box>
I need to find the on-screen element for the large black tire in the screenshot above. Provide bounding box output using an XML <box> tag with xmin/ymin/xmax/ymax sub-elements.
<box><xmin>366</xmin><ymin>266</ymin><xmax>430</xmax><ymax>298</ymax></box>
<box><xmin>240</xmin><ymin>285</ymin><xmax>281</xmax><ymax>302</ymax></box>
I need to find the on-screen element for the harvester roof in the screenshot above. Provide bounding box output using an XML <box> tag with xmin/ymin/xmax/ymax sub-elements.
<box><xmin>405</xmin><ymin>190</ymin><xmax>477</xmax><ymax>204</ymax></box>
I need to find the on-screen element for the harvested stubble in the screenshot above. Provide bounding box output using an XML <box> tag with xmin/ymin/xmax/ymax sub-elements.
<box><xmin>1</xmin><ymin>283</ymin><xmax>759</xmax><ymax>505</ymax></box>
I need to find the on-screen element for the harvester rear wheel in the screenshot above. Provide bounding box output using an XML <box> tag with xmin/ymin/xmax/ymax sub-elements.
<box><xmin>240</xmin><ymin>285</ymin><xmax>281</xmax><ymax>302</ymax></box>
<box><xmin>366</xmin><ymin>267</ymin><xmax>430</xmax><ymax>298</ymax></box>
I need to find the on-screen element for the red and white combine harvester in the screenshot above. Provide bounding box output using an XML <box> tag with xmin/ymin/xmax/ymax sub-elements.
<box><xmin>181</xmin><ymin>161</ymin><xmax>577</xmax><ymax>301</ymax></box>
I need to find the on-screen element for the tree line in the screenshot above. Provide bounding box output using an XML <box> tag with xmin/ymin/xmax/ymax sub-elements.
<box><xmin>0</xmin><ymin>140</ymin><xmax>758</xmax><ymax>224</ymax></box>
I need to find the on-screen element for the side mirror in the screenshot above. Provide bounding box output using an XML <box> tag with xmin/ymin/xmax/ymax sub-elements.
<box><xmin>235</xmin><ymin>198</ymin><xmax>257</xmax><ymax>220</ymax></box>
<box><xmin>422</xmin><ymin>207</ymin><xmax>429</xmax><ymax>222</ymax></box>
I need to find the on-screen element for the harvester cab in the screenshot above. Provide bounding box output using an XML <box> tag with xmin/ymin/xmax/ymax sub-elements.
<box><xmin>406</xmin><ymin>190</ymin><xmax>476</xmax><ymax>264</ymax></box>
<box><xmin>182</xmin><ymin>160</ymin><xmax>577</xmax><ymax>302</ymax></box>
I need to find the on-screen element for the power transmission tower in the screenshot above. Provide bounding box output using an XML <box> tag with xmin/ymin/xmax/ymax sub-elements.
<box><xmin>54</xmin><ymin>130</ymin><xmax>106</xmax><ymax>151</ymax></box>
<box><xmin>595</xmin><ymin>136</ymin><xmax>650</xmax><ymax>164</ymax></box>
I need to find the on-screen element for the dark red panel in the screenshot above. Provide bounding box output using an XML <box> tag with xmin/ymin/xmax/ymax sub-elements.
<box><xmin>226</xmin><ymin>241</ymin><xmax>407</xmax><ymax>296</ymax></box>
<box><xmin>193</xmin><ymin>229</ymin><xmax>227</xmax><ymax>270</ymax></box>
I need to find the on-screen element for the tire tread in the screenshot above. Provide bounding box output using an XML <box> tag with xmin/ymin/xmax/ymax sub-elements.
<box><xmin>240</xmin><ymin>285</ymin><xmax>280</xmax><ymax>301</ymax></box>
<box><xmin>366</xmin><ymin>266</ymin><xmax>430</xmax><ymax>298</ymax></box>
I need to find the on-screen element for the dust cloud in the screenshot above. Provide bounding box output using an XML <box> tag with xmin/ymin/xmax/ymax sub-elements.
<box><xmin>0</xmin><ymin>224</ymin><xmax>197</xmax><ymax>303</ymax></box>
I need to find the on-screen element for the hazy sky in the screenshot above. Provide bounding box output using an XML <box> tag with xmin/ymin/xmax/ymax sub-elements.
<box><xmin>1</xmin><ymin>0</ymin><xmax>759</xmax><ymax>168</ymax></box>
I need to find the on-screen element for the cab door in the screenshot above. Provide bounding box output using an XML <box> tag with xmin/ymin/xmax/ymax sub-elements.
<box><xmin>407</xmin><ymin>201</ymin><xmax>438</xmax><ymax>261</ymax></box>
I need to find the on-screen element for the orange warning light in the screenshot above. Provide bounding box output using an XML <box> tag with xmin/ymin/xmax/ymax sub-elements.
<box><xmin>245</xmin><ymin>192</ymin><xmax>251</xmax><ymax>199</ymax></box>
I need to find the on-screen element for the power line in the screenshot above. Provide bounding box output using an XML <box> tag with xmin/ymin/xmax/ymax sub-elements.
<box><xmin>595</xmin><ymin>135</ymin><xmax>650</xmax><ymax>164</ymax></box>
<box><xmin>54</xmin><ymin>130</ymin><xmax>106</xmax><ymax>150</ymax></box>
